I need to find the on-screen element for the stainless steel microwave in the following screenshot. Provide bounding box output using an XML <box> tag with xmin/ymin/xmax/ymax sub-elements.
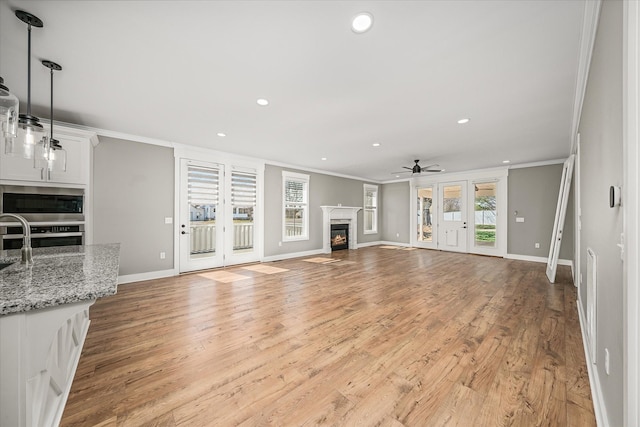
<box><xmin>0</xmin><ymin>185</ymin><xmax>84</xmax><ymax>222</ymax></box>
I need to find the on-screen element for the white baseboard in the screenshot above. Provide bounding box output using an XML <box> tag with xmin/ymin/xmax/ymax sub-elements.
<box><xmin>577</xmin><ymin>300</ymin><xmax>609</xmax><ymax>426</ymax></box>
<box><xmin>118</xmin><ymin>268</ymin><xmax>177</xmax><ymax>285</ymax></box>
<box><xmin>504</xmin><ymin>253</ymin><xmax>573</xmax><ymax>267</ymax></box>
<box><xmin>357</xmin><ymin>240</ymin><xmax>384</xmax><ymax>248</ymax></box>
<box><xmin>262</xmin><ymin>248</ymin><xmax>325</xmax><ymax>263</ymax></box>
<box><xmin>377</xmin><ymin>241</ymin><xmax>412</xmax><ymax>248</ymax></box>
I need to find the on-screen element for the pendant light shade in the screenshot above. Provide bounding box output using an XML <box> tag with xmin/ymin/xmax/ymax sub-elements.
<box><xmin>6</xmin><ymin>10</ymin><xmax>45</xmax><ymax>159</ymax></box>
<box><xmin>35</xmin><ymin>60</ymin><xmax>66</xmax><ymax>172</ymax></box>
<box><xmin>0</xmin><ymin>77</ymin><xmax>19</xmax><ymax>144</ymax></box>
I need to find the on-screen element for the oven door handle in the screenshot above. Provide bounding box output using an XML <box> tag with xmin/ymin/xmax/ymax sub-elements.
<box><xmin>2</xmin><ymin>232</ymin><xmax>84</xmax><ymax>239</ymax></box>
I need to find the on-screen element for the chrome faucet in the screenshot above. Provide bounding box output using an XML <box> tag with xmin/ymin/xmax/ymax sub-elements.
<box><xmin>0</xmin><ymin>213</ymin><xmax>33</xmax><ymax>265</ymax></box>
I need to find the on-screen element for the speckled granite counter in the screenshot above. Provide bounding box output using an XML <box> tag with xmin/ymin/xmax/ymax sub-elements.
<box><xmin>0</xmin><ymin>243</ymin><xmax>120</xmax><ymax>427</ymax></box>
<box><xmin>0</xmin><ymin>243</ymin><xmax>120</xmax><ymax>315</ymax></box>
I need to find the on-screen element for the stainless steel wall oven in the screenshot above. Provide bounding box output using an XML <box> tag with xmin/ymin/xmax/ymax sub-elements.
<box><xmin>0</xmin><ymin>185</ymin><xmax>85</xmax><ymax>249</ymax></box>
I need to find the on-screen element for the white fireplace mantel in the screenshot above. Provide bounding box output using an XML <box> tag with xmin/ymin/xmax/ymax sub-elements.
<box><xmin>320</xmin><ymin>206</ymin><xmax>362</xmax><ymax>253</ymax></box>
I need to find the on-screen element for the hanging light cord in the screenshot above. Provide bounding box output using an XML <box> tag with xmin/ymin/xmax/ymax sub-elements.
<box><xmin>26</xmin><ymin>22</ymin><xmax>32</xmax><ymax>117</ymax></box>
<box><xmin>49</xmin><ymin>67</ymin><xmax>53</xmax><ymax>141</ymax></box>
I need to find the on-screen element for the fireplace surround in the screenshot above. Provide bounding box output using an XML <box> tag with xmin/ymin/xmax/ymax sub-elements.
<box><xmin>320</xmin><ymin>206</ymin><xmax>362</xmax><ymax>254</ymax></box>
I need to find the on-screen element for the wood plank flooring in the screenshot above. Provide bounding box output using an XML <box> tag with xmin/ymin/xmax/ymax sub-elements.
<box><xmin>60</xmin><ymin>246</ymin><xmax>596</xmax><ymax>426</ymax></box>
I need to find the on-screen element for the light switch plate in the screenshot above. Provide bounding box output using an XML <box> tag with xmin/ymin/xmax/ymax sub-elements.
<box><xmin>516</xmin><ymin>217</ymin><xmax>525</xmax><ymax>223</ymax></box>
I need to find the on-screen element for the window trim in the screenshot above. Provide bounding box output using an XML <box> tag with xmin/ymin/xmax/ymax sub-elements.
<box><xmin>363</xmin><ymin>183</ymin><xmax>378</xmax><ymax>234</ymax></box>
<box><xmin>282</xmin><ymin>171</ymin><xmax>310</xmax><ymax>242</ymax></box>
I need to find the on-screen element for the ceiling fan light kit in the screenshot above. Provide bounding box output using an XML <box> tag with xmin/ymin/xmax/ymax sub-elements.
<box><xmin>393</xmin><ymin>159</ymin><xmax>443</xmax><ymax>175</ymax></box>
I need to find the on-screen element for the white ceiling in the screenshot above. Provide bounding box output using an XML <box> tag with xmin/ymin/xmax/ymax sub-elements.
<box><xmin>0</xmin><ymin>0</ymin><xmax>586</xmax><ymax>182</ymax></box>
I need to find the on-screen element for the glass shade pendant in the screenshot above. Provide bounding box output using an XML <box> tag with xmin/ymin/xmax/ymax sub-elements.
<box><xmin>0</xmin><ymin>77</ymin><xmax>19</xmax><ymax>146</ymax></box>
<box><xmin>35</xmin><ymin>60</ymin><xmax>66</xmax><ymax>172</ymax></box>
<box><xmin>7</xmin><ymin>10</ymin><xmax>45</xmax><ymax>159</ymax></box>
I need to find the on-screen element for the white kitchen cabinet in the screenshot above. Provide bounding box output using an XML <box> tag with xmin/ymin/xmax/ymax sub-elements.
<box><xmin>0</xmin><ymin>125</ymin><xmax>96</xmax><ymax>186</ymax></box>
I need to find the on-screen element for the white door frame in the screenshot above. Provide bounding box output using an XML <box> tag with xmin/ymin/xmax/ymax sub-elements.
<box><xmin>623</xmin><ymin>0</ymin><xmax>639</xmax><ymax>424</ymax></box>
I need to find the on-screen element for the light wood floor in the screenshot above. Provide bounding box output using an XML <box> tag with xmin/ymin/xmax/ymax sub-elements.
<box><xmin>61</xmin><ymin>246</ymin><xmax>596</xmax><ymax>426</ymax></box>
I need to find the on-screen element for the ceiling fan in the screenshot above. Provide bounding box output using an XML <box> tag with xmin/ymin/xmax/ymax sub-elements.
<box><xmin>393</xmin><ymin>160</ymin><xmax>443</xmax><ymax>175</ymax></box>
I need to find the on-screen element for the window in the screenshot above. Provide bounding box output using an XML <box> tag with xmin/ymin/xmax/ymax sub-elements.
<box><xmin>283</xmin><ymin>171</ymin><xmax>309</xmax><ymax>241</ymax></box>
<box><xmin>363</xmin><ymin>184</ymin><xmax>378</xmax><ymax>234</ymax></box>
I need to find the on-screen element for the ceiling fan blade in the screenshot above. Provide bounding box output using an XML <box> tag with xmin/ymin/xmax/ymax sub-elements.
<box><xmin>391</xmin><ymin>170</ymin><xmax>411</xmax><ymax>174</ymax></box>
<box><xmin>402</xmin><ymin>166</ymin><xmax>413</xmax><ymax>170</ymax></box>
<box><xmin>423</xmin><ymin>169</ymin><xmax>443</xmax><ymax>172</ymax></box>
<box><xmin>422</xmin><ymin>163</ymin><xmax>439</xmax><ymax>169</ymax></box>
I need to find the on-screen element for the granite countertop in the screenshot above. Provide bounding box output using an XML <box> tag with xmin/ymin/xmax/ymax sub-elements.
<box><xmin>0</xmin><ymin>244</ymin><xmax>120</xmax><ymax>315</ymax></box>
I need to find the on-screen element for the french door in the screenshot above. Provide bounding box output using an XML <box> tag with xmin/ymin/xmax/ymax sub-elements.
<box><xmin>179</xmin><ymin>160</ymin><xmax>260</xmax><ymax>273</ymax></box>
<box><xmin>438</xmin><ymin>181</ymin><xmax>468</xmax><ymax>253</ymax></box>
<box><xmin>415</xmin><ymin>185</ymin><xmax>437</xmax><ymax>249</ymax></box>
<box><xmin>179</xmin><ymin>159</ymin><xmax>224</xmax><ymax>272</ymax></box>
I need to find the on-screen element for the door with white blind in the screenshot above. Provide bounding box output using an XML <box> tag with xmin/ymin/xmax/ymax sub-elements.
<box><xmin>224</xmin><ymin>168</ymin><xmax>259</xmax><ymax>265</ymax></box>
<box><xmin>179</xmin><ymin>159</ymin><xmax>224</xmax><ymax>272</ymax></box>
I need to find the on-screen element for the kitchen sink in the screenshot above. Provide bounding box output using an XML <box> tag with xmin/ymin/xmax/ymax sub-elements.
<box><xmin>0</xmin><ymin>262</ymin><xmax>13</xmax><ymax>271</ymax></box>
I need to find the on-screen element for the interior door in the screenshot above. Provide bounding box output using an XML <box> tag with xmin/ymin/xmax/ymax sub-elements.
<box><xmin>438</xmin><ymin>182</ymin><xmax>467</xmax><ymax>252</ymax></box>
<box><xmin>179</xmin><ymin>159</ymin><xmax>224</xmax><ymax>272</ymax></box>
<box><xmin>415</xmin><ymin>185</ymin><xmax>437</xmax><ymax>249</ymax></box>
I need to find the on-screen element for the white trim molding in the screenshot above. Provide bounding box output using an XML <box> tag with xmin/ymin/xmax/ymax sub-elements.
<box><xmin>577</xmin><ymin>301</ymin><xmax>610</xmax><ymax>427</ymax></box>
<box><xmin>504</xmin><ymin>253</ymin><xmax>573</xmax><ymax>268</ymax></box>
<box><xmin>571</xmin><ymin>0</ymin><xmax>602</xmax><ymax>153</ymax></box>
<box><xmin>623</xmin><ymin>0</ymin><xmax>640</xmax><ymax>425</ymax></box>
<box><xmin>118</xmin><ymin>269</ymin><xmax>177</xmax><ymax>285</ymax></box>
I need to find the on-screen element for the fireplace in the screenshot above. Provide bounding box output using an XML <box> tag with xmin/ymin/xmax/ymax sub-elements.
<box><xmin>320</xmin><ymin>206</ymin><xmax>361</xmax><ymax>254</ymax></box>
<box><xmin>331</xmin><ymin>223</ymin><xmax>349</xmax><ymax>251</ymax></box>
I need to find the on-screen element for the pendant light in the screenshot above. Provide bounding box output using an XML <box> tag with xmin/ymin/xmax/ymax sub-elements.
<box><xmin>35</xmin><ymin>60</ymin><xmax>66</xmax><ymax>172</ymax></box>
<box><xmin>6</xmin><ymin>10</ymin><xmax>45</xmax><ymax>159</ymax></box>
<box><xmin>0</xmin><ymin>77</ymin><xmax>19</xmax><ymax>144</ymax></box>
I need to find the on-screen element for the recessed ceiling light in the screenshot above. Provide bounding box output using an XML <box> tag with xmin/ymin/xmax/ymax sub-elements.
<box><xmin>321</xmin><ymin>157</ymin><xmax>327</xmax><ymax>161</ymax></box>
<box><xmin>457</xmin><ymin>118</ymin><xmax>470</xmax><ymax>124</ymax></box>
<box><xmin>372</xmin><ymin>143</ymin><xmax>381</xmax><ymax>147</ymax></box>
<box><xmin>217</xmin><ymin>132</ymin><xmax>226</xmax><ymax>137</ymax></box>
<box><xmin>352</xmin><ymin>12</ymin><xmax>373</xmax><ymax>33</ymax></box>
<box><xmin>502</xmin><ymin>160</ymin><xmax>510</xmax><ymax>164</ymax></box>
<box><xmin>257</xmin><ymin>98</ymin><xmax>269</xmax><ymax>106</ymax></box>
<box><xmin>395</xmin><ymin>175</ymin><xmax>400</xmax><ymax>178</ymax></box>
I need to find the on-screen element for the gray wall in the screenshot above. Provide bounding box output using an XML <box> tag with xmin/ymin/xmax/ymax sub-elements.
<box><xmin>93</xmin><ymin>137</ymin><xmax>175</xmax><ymax>276</ymax></box>
<box><xmin>264</xmin><ymin>164</ymin><xmax>380</xmax><ymax>257</ymax></box>
<box><xmin>577</xmin><ymin>0</ymin><xmax>624</xmax><ymax>424</ymax></box>
<box><xmin>507</xmin><ymin>164</ymin><xmax>574</xmax><ymax>259</ymax></box>
<box><xmin>381</xmin><ymin>181</ymin><xmax>410</xmax><ymax>243</ymax></box>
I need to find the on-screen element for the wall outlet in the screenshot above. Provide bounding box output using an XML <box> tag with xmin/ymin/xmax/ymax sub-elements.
<box><xmin>160</xmin><ymin>252</ymin><xmax>166</xmax><ymax>259</ymax></box>
<box><xmin>535</xmin><ymin>242</ymin><xmax>540</xmax><ymax>249</ymax></box>
<box><xmin>165</xmin><ymin>217</ymin><xmax>173</xmax><ymax>224</ymax></box>
<box><xmin>278</xmin><ymin>241</ymin><xmax>282</xmax><ymax>247</ymax></box>
<box><xmin>605</xmin><ymin>348</ymin><xmax>610</xmax><ymax>375</ymax></box>
<box><xmin>396</xmin><ymin>233</ymin><xmax>400</xmax><ymax>238</ymax></box>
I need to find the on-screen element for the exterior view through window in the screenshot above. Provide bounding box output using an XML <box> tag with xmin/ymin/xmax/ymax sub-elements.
<box><xmin>283</xmin><ymin>171</ymin><xmax>309</xmax><ymax>240</ymax></box>
<box><xmin>474</xmin><ymin>182</ymin><xmax>497</xmax><ymax>247</ymax></box>
<box><xmin>188</xmin><ymin>165</ymin><xmax>219</xmax><ymax>257</ymax></box>
<box><xmin>417</xmin><ymin>187</ymin><xmax>433</xmax><ymax>242</ymax></box>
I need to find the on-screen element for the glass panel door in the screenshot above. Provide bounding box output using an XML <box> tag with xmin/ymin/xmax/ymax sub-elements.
<box><xmin>438</xmin><ymin>181</ymin><xmax>467</xmax><ymax>252</ymax></box>
<box><xmin>225</xmin><ymin>169</ymin><xmax>260</xmax><ymax>265</ymax></box>
<box><xmin>179</xmin><ymin>159</ymin><xmax>224</xmax><ymax>272</ymax></box>
<box><xmin>415</xmin><ymin>186</ymin><xmax>436</xmax><ymax>248</ymax></box>
<box><xmin>474</xmin><ymin>182</ymin><xmax>497</xmax><ymax>248</ymax></box>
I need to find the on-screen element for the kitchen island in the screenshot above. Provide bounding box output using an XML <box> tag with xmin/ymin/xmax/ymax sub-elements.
<box><xmin>0</xmin><ymin>244</ymin><xmax>120</xmax><ymax>427</ymax></box>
